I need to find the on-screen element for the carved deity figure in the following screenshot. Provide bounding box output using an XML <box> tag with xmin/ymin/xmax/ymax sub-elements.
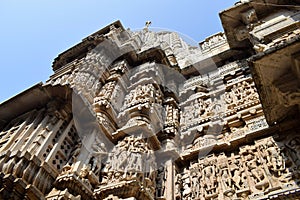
<box><xmin>190</xmin><ymin>169</ymin><xmax>200</xmax><ymax>198</ymax></box>
<box><xmin>232</xmin><ymin>169</ymin><xmax>242</xmax><ymax>190</ymax></box>
<box><xmin>199</xmin><ymin>98</ymin><xmax>210</xmax><ymax>117</ymax></box>
<box><xmin>202</xmin><ymin>159</ymin><xmax>217</xmax><ymax>195</ymax></box>
<box><xmin>264</xmin><ymin>140</ymin><xmax>285</xmax><ymax>176</ymax></box>
<box><xmin>245</xmin><ymin>152</ymin><xmax>269</xmax><ymax>191</ymax></box>
<box><xmin>127</xmin><ymin>152</ymin><xmax>143</xmax><ymax>171</ymax></box>
<box><xmin>228</xmin><ymin>158</ymin><xmax>242</xmax><ymax>190</ymax></box>
<box><xmin>95</xmin><ymin>81</ymin><xmax>116</xmax><ymax>107</ymax></box>
<box><xmin>221</xmin><ymin>169</ymin><xmax>232</xmax><ymax>190</ymax></box>
<box><xmin>224</xmin><ymin>90</ymin><xmax>238</xmax><ymax>108</ymax></box>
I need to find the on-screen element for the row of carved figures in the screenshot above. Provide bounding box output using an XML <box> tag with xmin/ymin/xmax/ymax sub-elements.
<box><xmin>177</xmin><ymin>136</ymin><xmax>300</xmax><ymax>200</ymax></box>
<box><xmin>181</xmin><ymin>80</ymin><xmax>259</xmax><ymax>129</ymax></box>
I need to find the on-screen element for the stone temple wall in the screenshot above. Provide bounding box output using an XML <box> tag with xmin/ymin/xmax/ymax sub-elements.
<box><xmin>0</xmin><ymin>1</ymin><xmax>300</xmax><ymax>199</ymax></box>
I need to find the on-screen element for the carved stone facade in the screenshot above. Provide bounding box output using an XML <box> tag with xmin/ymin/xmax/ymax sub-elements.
<box><xmin>1</xmin><ymin>1</ymin><xmax>300</xmax><ymax>199</ymax></box>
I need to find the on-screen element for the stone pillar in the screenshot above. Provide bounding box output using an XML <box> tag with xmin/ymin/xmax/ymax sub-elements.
<box><xmin>165</xmin><ymin>159</ymin><xmax>175</xmax><ymax>200</ymax></box>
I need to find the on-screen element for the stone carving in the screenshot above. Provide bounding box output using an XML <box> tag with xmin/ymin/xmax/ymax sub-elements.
<box><xmin>241</xmin><ymin>8</ymin><xmax>258</xmax><ymax>25</ymax></box>
<box><xmin>226</xmin><ymin>81</ymin><xmax>259</xmax><ymax>107</ymax></box>
<box><xmin>95</xmin><ymin>112</ymin><xmax>116</xmax><ymax>135</ymax></box>
<box><xmin>101</xmin><ymin>135</ymin><xmax>156</xmax><ymax>196</ymax></box>
<box><xmin>263</xmin><ymin>139</ymin><xmax>285</xmax><ymax>176</ymax></box>
<box><xmin>2</xmin><ymin>4</ymin><xmax>300</xmax><ymax>199</ymax></box>
<box><xmin>175</xmin><ymin>172</ymin><xmax>182</xmax><ymax>199</ymax></box>
<box><xmin>200</xmin><ymin>32</ymin><xmax>227</xmax><ymax>51</ymax></box>
<box><xmin>242</xmin><ymin>147</ymin><xmax>269</xmax><ymax>191</ymax></box>
<box><xmin>78</xmin><ymin>165</ymin><xmax>93</xmax><ymax>189</ymax></box>
<box><xmin>180</xmin><ymin>98</ymin><xmax>210</xmax><ymax>129</ymax></box>
<box><xmin>201</xmin><ymin>158</ymin><xmax>218</xmax><ymax>198</ymax></box>
<box><xmin>182</xmin><ymin>169</ymin><xmax>191</xmax><ymax>200</ymax></box>
<box><xmin>163</xmin><ymin>98</ymin><xmax>180</xmax><ymax>138</ymax></box>
<box><xmin>184</xmin><ymin>137</ymin><xmax>298</xmax><ymax>199</ymax></box>
<box><xmin>156</xmin><ymin>166</ymin><xmax>166</xmax><ymax>198</ymax></box>
<box><xmin>164</xmin><ymin>103</ymin><xmax>179</xmax><ymax>128</ymax></box>
<box><xmin>220</xmin><ymin>169</ymin><xmax>233</xmax><ymax>194</ymax></box>
<box><xmin>94</xmin><ymin>81</ymin><xmax>117</xmax><ymax>108</ymax></box>
<box><xmin>67</xmin><ymin>141</ymin><xmax>82</xmax><ymax>164</ymax></box>
<box><xmin>181</xmin><ymin>80</ymin><xmax>259</xmax><ymax>130</ymax></box>
<box><xmin>180</xmin><ymin>77</ymin><xmax>263</xmax><ymax>153</ymax></box>
<box><xmin>190</xmin><ymin>167</ymin><xmax>200</xmax><ymax>199</ymax></box>
<box><xmin>286</xmin><ymin>137</ymin><xmax>300</xmax><ymax>166</ymax></box>
<box><xmin>122</xmin><ymin>84</ymin><xmax>158</xmax><ymax>111</ymax></box>
<box><xmin>89</xmin><ymin>137</ymin><xmax>107</xmax><ymax>176</ymax></box>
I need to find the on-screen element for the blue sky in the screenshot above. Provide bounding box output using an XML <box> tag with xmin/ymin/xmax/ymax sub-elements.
<box><xmin>0</xmin><ymin>0</ymin><xmax>237</xmax><ymax>103</ymax></box>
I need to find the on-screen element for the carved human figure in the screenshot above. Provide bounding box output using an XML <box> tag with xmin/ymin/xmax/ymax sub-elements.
<box><xmin>191</xmin><ymin>169</ymin><xmax>200</xmax><ymax>198</ymax></box>
<box><xmin>193</xmin><ymin>99</ymin><xmax>200</xmax><ymax>118</ymax></box>
<box><xmin>221</xmin><ymin>169</ymin><xmax>232</xmax><ymax>190</ymax></box>
<box><xmin>79</xmin><ymin>166</ymin><xmax>92</xmax><ymax>188</ymax></box>
<box><xmin>86</xmin><ymin>76</ymin><xmax>95</xmax><ymax>89</ymax></box>
<box><xmin>136</xmin><ymin>85</ymin><xmax>144</xmax><ymax>98</ymax></box>
<box><xmin>144</xmin><ymin>177</ymin><xmax>155</xmax><ymax>196</ymax></box>
<box><xmin>232</xmin><ymin>169</ymin><xmax>242</xmax><ymax>190</ymax></box>
<box><xmin>124</xmin><ymin>90</ymin><xmax>134</xmax><ymax>106</ymax></box>
<box><xmin>112</xmin><ymin>143</ymin><xmax>128</xmax><ymax>172</ymax></box>
<box><xmin>264</xmin><ymin>140</ymin><xmax>285</xmax><ymax>176</ymax></box>
<box><xmin>202</xmin><ymin>160</ymin><xmax>217</xmax><ymax>194</ymax></box>
<box><xmin>145</xmin><ymin>150</ymin><xmax>156</xmax><ymax>182</ymax></box>
<box><xmin>252</xmin><ymin>167</ymin><xmax>265</xmax><ymax>184</ymax></box>
<box><xmin>185</xmin><ymin>105</ymin><xmax>194</xmax><ymax>124</ymax></box>
<box><xmin>197</xmin><ymin>98</ymin><xmax>209</xmax><ymax>117</ymax></box>
<box><xmin>232</xmin><ymin>169</ymin><xmax>248</xmax><ymax>190</ymax></box>
<box><xmin>231</xmin><ymin>83</ymin><xmax>245</xmax><ymax>105</ymax></box>
<box><xmin>180</xmin><ymin>110</ymin><xmax>187</xmax><ymax>128</ymax></box>
<box><xmin>101</xmin><ymin>171</ymin><xmax>113</xmax><ymax>184</ymax></box>
<box><xmin>244</xmin><ymin>81</ymin><xmax>257</xmax><ymax>100</ymax></box>
<box><xmin>79</xmin><ymin>166</ymin><xmax>89</xmax><ymax>179</ymax></box>
<box><xmin>175</xmin><ymin>173</ymin><xmax>182</xmax><ymax>199</ymax></box>
<box><xmin>113</xmin><ymin>171</ymin><xmax>122</xmax><ymax>182</ymax></box>
<box><xmin>68</xmin><ymin>141</ymin><xmax>82</xmax><ymax>164</ymax></box>
<box><xmin>245</xmin><ymin>153</ymin><xmax>268</xmax><ymax>191</ymax></box>
<box><xmin>156</xmin><ymin>167</ymin><xmax>166</xmax><ymax>197</ymax></box>
<box><xmin>91</xmin><ymin>139</ymin><xmax>107</xmax><ymax>175</ymax></box>
<box><xmin>182</xmin><ymin>171</ymin><xmax>191</xmax><ymax>200</ymax></box>
<box><xmin>127</xmin><ymin>152</ymin><xmax>142</xmax><ymax>172</ymax></box>
<box><xmin>224</xmin><ymin>90</ymin><xmax>238</xmax><ymax>109</ymax></box>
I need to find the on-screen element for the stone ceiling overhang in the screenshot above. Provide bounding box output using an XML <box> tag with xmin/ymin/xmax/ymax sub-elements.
<box><xmin>220</xmin><ymin>0</ymin><xmax>300</xmax><ymax>49</ymax></box>
<box><xmin>248</xmin><ymin>36</ymin><xmax>300</xmax><ymax>124</ymax></box>
<box><xmin>0</xmin><ymin>83</ymin><xmax>72</xmax><ymax>128</ymax></box>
